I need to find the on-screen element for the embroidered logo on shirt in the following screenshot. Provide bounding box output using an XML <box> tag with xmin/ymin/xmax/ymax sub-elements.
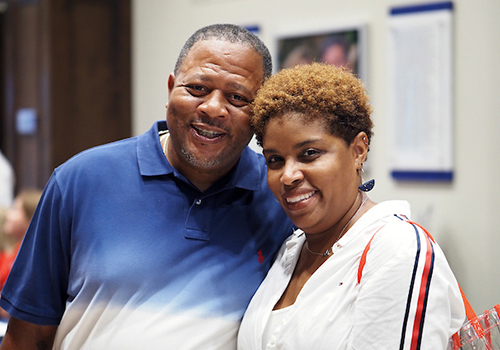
<box><xmin>257</xmin><ymin>249</ymin><xmax>264</xmax><ymax>264</ymax></box>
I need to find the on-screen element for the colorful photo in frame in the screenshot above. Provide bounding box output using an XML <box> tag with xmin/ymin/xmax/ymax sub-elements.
<box><xmin>276</xmin><ymin>24</ymin><xmax>367</xmax><ymax>82</ymax></box>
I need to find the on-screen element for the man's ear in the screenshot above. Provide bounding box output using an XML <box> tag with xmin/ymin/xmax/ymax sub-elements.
<box><xmin>167</xmin><ymin>73</ymin><xmax>175</xmax><ymax>97</ymax></box>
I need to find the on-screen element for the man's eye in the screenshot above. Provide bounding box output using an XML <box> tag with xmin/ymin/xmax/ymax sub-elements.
<box><xmin>185</xmin><ymin>85</ymin><xmax>208</xmax><ymax>96</ymax></box>
<box><xmin>228</xmin><ymin>94</ymin><xmax>249</xmax><ymax>107</ymax></box>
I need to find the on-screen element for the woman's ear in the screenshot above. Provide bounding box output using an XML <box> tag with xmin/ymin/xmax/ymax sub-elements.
<box><xmin>352</xmin><ymin>132</ymin><xmax>369</xmax><ymax>169</ymax></box>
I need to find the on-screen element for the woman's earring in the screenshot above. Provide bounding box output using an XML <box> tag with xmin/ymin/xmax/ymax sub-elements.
<box><xmin>359</xmin><ymin>167</ymin><xmax>375</xmax><ymax>192</ymax></box>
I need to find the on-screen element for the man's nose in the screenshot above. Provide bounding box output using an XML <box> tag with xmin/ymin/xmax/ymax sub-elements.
<box><xmin>198</xmin><ymin>91</ymin><xmax>229</xmax><ymax>118</ymax></box>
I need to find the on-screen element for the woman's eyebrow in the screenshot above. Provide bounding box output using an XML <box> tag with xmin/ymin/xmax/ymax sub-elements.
<box><xmin>262</xmin><ymin>138</ymin><xmax>322</xmax><ymax>155</ymax></box>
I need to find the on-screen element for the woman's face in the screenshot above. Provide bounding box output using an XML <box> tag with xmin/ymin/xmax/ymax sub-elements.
<box><xmin>262</xmin><ymin>114</ymin><xmax>365</xmax><ymax>236</ymax></box>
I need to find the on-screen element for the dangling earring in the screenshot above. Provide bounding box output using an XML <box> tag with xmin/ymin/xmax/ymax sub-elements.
<box><xmin>359</xmin><ymin>166</ymin><xmax>375</xmax><ymax>192</ymax></box>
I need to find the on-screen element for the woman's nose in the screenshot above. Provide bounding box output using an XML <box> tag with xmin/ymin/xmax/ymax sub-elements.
<box><xmin>281</xmin><ymin>160</ymin><xmax>303</xmax><ymax>186</ymax></box>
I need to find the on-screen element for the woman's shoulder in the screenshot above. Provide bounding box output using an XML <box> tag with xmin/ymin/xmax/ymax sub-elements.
<box><xmin>359</xmin><ymin>200</ymin><xmax>432</xmax><ymax>257</ymax></box>
<box><xmin>366</xmin><ymin>215</ymin><xmax>436</xmax><ymax>265</ymax></box>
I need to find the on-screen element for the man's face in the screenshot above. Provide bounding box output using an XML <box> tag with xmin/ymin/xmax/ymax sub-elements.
<box><xmin>166</xmin><ymin>39</ymin><xmax>264</xmax><ymax>178</ymax></box>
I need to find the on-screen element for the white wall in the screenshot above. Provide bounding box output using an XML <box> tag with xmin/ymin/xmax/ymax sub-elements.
<box><xmin>132</xmin><ymin>0</ymin><xmax>500</xmax><ymax>312</ymax></box>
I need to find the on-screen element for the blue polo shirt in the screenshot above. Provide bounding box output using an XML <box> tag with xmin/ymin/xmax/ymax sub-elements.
<box><xmin>0</xmin><ymin>121</ymin><xmax>293</xmax><ymax>349</ymax></box>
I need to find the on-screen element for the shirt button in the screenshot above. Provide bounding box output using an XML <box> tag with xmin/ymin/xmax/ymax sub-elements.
<box><xmin>195</xmin><ymin>199</ymin><xmax>202</xmax><ymax>205</ymax></box>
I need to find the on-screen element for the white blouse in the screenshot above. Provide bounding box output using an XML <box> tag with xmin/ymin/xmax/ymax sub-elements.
<box><xmin>262</xmin><ymin>306</ymin><xmax>293</xmax><ymax>349</ymax></box>
<box><xmin>237</xmin><ymin>201</ymin><xmax>465</xmax><ymax>350</ymax></box>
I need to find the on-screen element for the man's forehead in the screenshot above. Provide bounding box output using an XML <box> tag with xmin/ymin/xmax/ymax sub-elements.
<box><xmin>188</xmin><ymin>39</ymin><xmax>254</xmax><ymax>57</ymax></box>
<box><xmin>178</xmin><ymin>40</ymin><xmax>264</xmax><ymax>81</ymax></box>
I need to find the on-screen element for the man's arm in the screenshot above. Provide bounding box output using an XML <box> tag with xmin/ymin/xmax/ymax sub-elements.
<box><xmin>0</xmin><ymin>317</ymin><xmax>57</xmax><ymax>350</ymax></box>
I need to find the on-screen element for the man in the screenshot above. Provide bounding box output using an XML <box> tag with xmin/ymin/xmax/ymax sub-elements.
<box><xmin>0</xmin><ymin>24</ymin><xmax>292</xmax><ymax>349</ymax></box>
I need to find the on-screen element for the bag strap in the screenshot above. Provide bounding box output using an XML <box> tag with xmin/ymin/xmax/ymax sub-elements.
<box><xmin>458</xmin><ymin>284</ymin><xmax>480</xmax><ymax>329</ymax></box>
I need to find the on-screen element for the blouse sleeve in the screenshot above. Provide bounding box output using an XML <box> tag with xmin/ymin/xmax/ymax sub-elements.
<box><xmin>349</xmin><ymin>220</ymin><xmax>465</xmax><ymax>350</ymax></box>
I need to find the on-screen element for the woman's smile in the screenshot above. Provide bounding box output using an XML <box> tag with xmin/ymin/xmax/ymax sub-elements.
<box><xmin>285</xmin><ymin>190</ymin><xmax>317</xmax><ymax>204</ymax></box>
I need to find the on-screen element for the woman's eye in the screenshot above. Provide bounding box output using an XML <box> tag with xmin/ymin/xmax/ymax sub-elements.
<box><xmin>301</xmin><ymin>149</ymin><xmax>320</xmax><ymax>159</ymax></box>
<box><xmin>266</xmin><ymin>156</ymin><xmax>283</xmax><ymax>168</ymax></box>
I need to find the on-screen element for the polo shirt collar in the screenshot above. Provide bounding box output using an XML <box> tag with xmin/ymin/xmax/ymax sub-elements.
<box><xmin>137</xmin><ymin>121</ymin><xmax>174</xmax><ymax>176</ymax></box>
<box><xmin>227</xmin><ymin>147</ymin><xmax>262</xmax><ymax>191</ymax></box>
<box><xmin>137</xmin><ymin>121</ymin><xmax>262</xmax><ymax>191</ymax></box>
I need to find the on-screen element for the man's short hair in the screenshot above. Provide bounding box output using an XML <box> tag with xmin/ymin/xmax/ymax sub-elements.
<box><xmin>174</xmin><ymin>24</ymin><xmax>272</xmax><ymax>81</ymax></box>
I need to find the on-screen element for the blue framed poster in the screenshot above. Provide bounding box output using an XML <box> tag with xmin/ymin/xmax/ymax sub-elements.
<box><xmin>388</xmin><ymin>2</ymin><xmax>454</xmax><ymax>181</ymax></box>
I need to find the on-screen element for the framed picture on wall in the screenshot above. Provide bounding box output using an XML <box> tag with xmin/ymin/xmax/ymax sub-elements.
<box><xmin>275</xmin><ymin>23</ymin><xmax>368</xmax><ymax>82</ymax></box>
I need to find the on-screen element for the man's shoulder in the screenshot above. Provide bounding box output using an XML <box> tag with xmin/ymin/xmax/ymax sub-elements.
<box><xmin>64</xmin><ymin>137</ymin><xmax>137</xmax><ymax>166</ymax></box>
<box><xmin>59</xmin><ymin>121</ymin><xmax>161</xmax><ymax>172</ymax></box>
<box><xmin>53</xmin><ymin>136</ymin><xmax>140</xmax><ymax>185</ymax></box>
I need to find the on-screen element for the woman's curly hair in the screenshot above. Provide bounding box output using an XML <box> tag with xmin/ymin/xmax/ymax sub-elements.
<box><xmin>251</xmin><ymin>62</ymin><xmax>373</xmax><ymax>147</ymax></box>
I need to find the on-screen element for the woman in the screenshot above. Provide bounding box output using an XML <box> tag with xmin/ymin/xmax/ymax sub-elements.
<box><xmin>0</xmin><ymin>189</ymin><xmax>42</xmax><ymax>289</ymax></box>
<box><xmin>0</xmin><ymin>189</ymin><xmax>42</xmax><ymax>319</ymax></box>
<box><xmin>238</xmin><ymin>63</ymin><xmax>464</xmax><ymax>349</ymax></box>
